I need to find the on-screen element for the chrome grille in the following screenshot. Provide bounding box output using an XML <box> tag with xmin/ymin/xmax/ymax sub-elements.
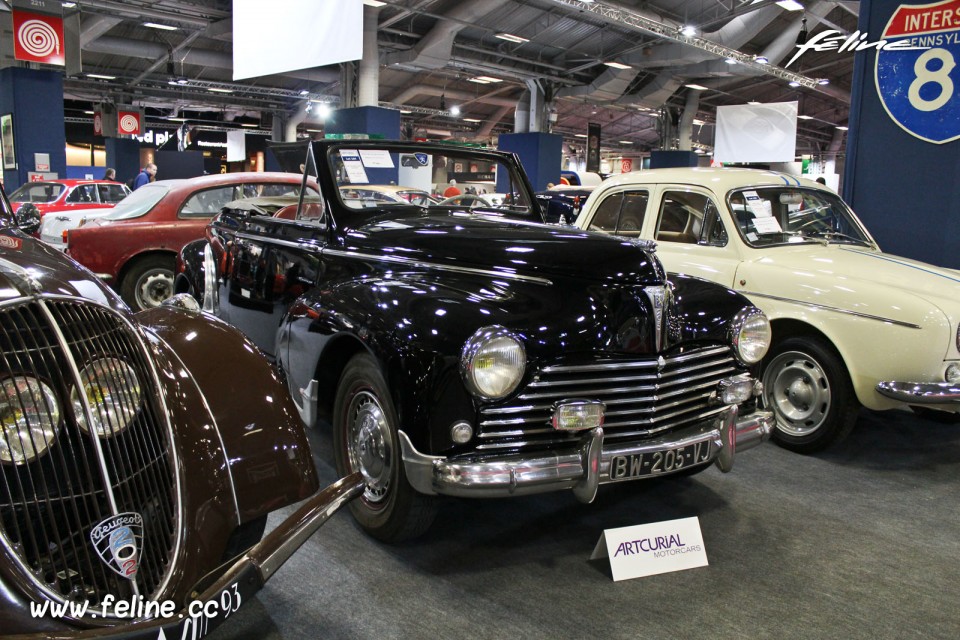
<box><xmin>0</xmin><ymin>297</ymin><xmax>177</xmax><ymax>611</ymax></box>
<box><xmin>477</xmin><ymin>345</ymin><xmax>738</xmax><ymax>452</ymax></box>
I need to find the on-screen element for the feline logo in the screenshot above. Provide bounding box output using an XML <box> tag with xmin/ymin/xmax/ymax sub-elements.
<box><xmin>90</xmin><ymin>513</ymin><xmax>143</xmax><ymax>580</ymax></box>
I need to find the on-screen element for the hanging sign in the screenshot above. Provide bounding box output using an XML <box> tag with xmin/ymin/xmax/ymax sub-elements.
<box><xmin>117</xmin><ymin>110</ymin><xmax>143</xmax><ymax>136</ymax></box>
<box><xmin>876</xmin><ymin>0</ymin><xmax>960</xmax><ymax>144</ymax></box>
<box><xmin>586</xmin><ymin>122</ymin><xmax>601</xmax><ymax>173</ymax></box>
<box><xmin>12</xmin><ymin>9</ymin><xmax>65</xmax><ymax>66</ymax></box>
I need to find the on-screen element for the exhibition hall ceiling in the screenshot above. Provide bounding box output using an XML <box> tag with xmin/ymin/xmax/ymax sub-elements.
<box><xmin>58</xmin><ymin>0</ymin><xmax>858</xmax><ymax>155</ymax></box>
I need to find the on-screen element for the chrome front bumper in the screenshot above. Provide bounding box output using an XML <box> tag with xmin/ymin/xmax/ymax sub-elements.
<box><xmin>399</xmin><ymin>407</ymin><xmax>774</xmax><ymax>503</ymax></box>
<box><xmin>877</xmin><ymin>381</ymin><xmax>960</xmax><ymax>404</ymax></box>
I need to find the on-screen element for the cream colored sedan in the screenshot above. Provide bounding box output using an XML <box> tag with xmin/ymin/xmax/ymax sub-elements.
<box><xmin>575</xmin><ymin>168</ymin><xmax>960</xmax><ymax>452</ymax></box>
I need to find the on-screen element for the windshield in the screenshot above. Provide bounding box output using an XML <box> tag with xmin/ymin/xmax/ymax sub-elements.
<box><xmin>727</xmin><ymin>187</ymin><xmax>872</xmax><ymax>248</ymax></box>
<box><xmin>327</xmin><ymin>145</ymin><xmax>536</xmax><ymax>219</ymax></box>
<box><xmin>9</xmin><ymin>182</ymin><xmax>65</xmax><ymax>203</ymax></box>
<box><xmin>102</xmin><ymin>183</ymin><xmax>170</xmax><ymax>220</ymax></box>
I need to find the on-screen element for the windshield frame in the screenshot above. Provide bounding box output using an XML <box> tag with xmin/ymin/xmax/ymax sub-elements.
<box><xmin>725</xmin><ymin>186</ymin><xmax>875</xmax><ymax>249</ymax></box>
<box><xmin>316</xmin><ymin>141</ymin><xmax>544</xmax><ymax>228</ymax></box>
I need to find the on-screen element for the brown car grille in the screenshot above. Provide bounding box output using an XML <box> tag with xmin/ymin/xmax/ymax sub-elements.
<box><xmin>0</xmin><ymin>297</ymin><xmax>177</xmax><ymax>612</ymax></box>
<box><xmin>477</xmin><ymin>345</ymin><xmax>738</xmax><ymax>453</ymax></box>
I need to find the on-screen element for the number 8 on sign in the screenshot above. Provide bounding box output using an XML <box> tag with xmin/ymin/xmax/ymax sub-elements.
<box><xmin>908</xmin><ymin>49</ymin><xmax>956</xmax><ymax>112</ymax></box>
<box><xmin>876</xmin><ymin>0</ymin><xmax>960</xmax><ymax>144</ymax></box>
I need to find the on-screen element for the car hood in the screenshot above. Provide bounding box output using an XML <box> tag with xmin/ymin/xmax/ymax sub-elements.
<box><xmin>0</xmin><ymin>228</ymin><xmax>125</xmax><ymax>308</ymax></box>
<box><xmin>341</xmin><ymin>213</ymin><xmax>666</xmax><ymax>285</ymax></box>
<box><xmin>740</xmin><ymin>244</ymin><xmax>960</xmax><ymax>322</ymax></box>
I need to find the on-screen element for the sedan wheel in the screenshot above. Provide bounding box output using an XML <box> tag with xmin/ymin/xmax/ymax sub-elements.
<box><xmin>332</xmin><ymin>352</ymin><xmax>437</xmax><ymax>541</ymax></box>
<box><xmin>761</xmin><ymin>336</ymin><xmax>859</xmax><ymax>453</ymax></box>
<box><xmin>121</xmin><ymin>255</ymin><xmax>176</xmax><ymax>311</ymax></box>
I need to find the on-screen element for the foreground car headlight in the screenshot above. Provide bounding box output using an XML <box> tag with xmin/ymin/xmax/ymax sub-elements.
<box><xmin>461</xmin><ymin>326</ymin><xmax>526</xmax><ymax>399</ymax></box>
<box><xmin>731</xmin><ymin>308</ymin><xmax>771</xmax><ymax>365</ymax></box>
<box><xmin>71</xmin><ymin>358</ymin><xmax>142</xmax><ymax>438</ymax></box>
<box><xmin>0</xmin><ymin>377</ymin><xmax>60</xmax><ymax>465</ymax></box>
<box><xmin>946</xmin><ymin>363</ymin><xmax>960</xmax><ymax>385</ymax></box>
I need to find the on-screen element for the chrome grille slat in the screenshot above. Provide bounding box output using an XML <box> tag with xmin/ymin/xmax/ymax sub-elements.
<box><xmin>477</xmin><ymin>345</ymin><xmax>737</xmax><ymax>452</ymax></box>
<box><xmin>0</xmin><ymin>297</ymin><xmax>177</xmax><ymax>612</ymax></box>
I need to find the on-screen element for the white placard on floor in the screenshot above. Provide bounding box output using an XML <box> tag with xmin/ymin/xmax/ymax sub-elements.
<box><xmin>591</xmin><ymin>516</ymin><xmax>708</xmax><ymax>581</ymax></box>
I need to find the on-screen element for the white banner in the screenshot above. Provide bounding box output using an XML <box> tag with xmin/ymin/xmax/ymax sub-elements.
<box><xmin>233</xmin><ymin>0</ymin><xmax>363</xmax><ymax>80</ymax></box>
<box><xmin>714</xmin><ymin>101</ymin><xmax>798</xmax><ymax>163</ymax></box>
<box><xmin>226</xmin><ymin>130</ymin><xmax>246</xmax><ymax>163</ymax></box>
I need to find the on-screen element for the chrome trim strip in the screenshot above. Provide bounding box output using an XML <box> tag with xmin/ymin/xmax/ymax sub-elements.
<box><xmin>539</xmin><ymin>346</ymin><xmax>730</xmax><ymax>373</ymax></box>
<box><xmin>233</xmin><ymin>231</ymin><xmax>553</xmax><ymax>286</ymax></box>
<box><xmin>876</xmin><ymin>380</ymin><xmax>960</xmax><ymax>404</ymax></box>
<box><xmin>740</xmin><ymin>291</ymin><xmax>922</xmax><ymax>329</ymax></box>
<box><xmin>516</xmin><ymin>366</ymin><xmax>736</xmax><ymax>401</ymax></box>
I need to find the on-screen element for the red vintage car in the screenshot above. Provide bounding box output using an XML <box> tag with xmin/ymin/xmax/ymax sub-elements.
<box><xmin>8</xmin><ymin>179</ymin><xmax>130</xmax><ymax>216</ymax></box>
<box><xmin>66</xmin><ymin>172</ymin><xmax>318</xmax><ymax>311</ymax></box>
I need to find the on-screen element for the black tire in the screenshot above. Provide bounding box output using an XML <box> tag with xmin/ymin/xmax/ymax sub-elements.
<box><xmin>761</xmin><ymin>336</ymin><xmax>859</xmax><ymax>454</ymax></box>
<box><xmin>120</xmin><ymin>255</ymin><xmax>176</xmax><ymax>311</ymax></box>
<box><xmin>332</xmin><ymin>352</ymin><xmax>437</xmax><ymax>542</ymax></box>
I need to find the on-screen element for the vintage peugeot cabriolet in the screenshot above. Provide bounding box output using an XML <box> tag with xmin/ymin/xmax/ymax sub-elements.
<box><xmin>177</xmin><ymin>141</ymin><xmax>775</xmax><ymax>542</ymax></box>
<box><xmin>2</xmin><ymin>196</ymin><xmax>361</xmax><ymax>637</ymax></box>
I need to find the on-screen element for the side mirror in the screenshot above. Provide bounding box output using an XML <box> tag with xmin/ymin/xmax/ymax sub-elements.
<box><xmin>15</xmin><ymin>203</ymin><xmax>41</xmax><ymax>235</ymax></box>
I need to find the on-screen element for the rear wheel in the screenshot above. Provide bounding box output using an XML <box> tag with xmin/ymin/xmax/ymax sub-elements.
<box><xmin>761</xmin><ymin>336</ymin><xmax>859</xmax><ymax>453</ymax></box>
<box><xmin>121</xmin><ymin>255</ymin><xmax>175</xmax><ymax>311</ymax></box>
<box><xmin>332</xmin><ymin>352</ymin><xmax>437</xmax><ymax>542</ymax></box>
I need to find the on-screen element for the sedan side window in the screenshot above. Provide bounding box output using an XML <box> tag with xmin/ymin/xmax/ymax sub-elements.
<box><xmin>588</xmin><ymin>193</ymin><xmax>622</xmax><ymax>232</ymax></box>
<box><xmin>655</xmin><ymin>191</ymin><xmax>716</xmax><ymax>245</ymax></box>
<box><xmin>66</xmin><ymin>185</ymin><xmax>97</xmax><ymax>203</ymax></box>
<box><xmin>617</xmin><ymin>191</ymin><xmax>648</xmax><ymax>235</ymax></box>
<box><xmin>98</xmin><ymin>184</ymin><xmax>129</xmax><ymax>203</ymax></box>
<box><xmin>180</xmin><ymin>186</ymin><xmax>237</xmax><ymax>218</ymax></box>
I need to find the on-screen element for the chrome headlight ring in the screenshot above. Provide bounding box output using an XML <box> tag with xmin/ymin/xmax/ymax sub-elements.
<box><xmin>71</xmin><ymin>358</ymin><xmax>142</xmax><ymax>439</ymax></box>
<box><xmin>730</xmin><ymin>307</ymin><xmax>772</xmax><ymax>366</ymax></box>
<box><xmin>460</xmin><ymin>326</ymin><xmax>526</xmax><ymax>400</ymax></box>
<box><xmin>0</xmin><ymin>376</ymin><xmax>61</xmax><ymax>465</ymax></box>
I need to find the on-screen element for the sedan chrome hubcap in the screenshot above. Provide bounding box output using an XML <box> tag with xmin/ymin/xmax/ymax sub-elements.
<box><xmin>763</xmin><ymin>350</ymin><xmax>830</xmax><ymax>436</ymax></box>
<box><xmin>347</xmin><ymin>391</ymin><xmax>392</xmax><ymax>503</ymax></box>
<box><xmin>138</xmin><ymin>270</ymin><xmax>174</xmax><ymax>309</ymax></box>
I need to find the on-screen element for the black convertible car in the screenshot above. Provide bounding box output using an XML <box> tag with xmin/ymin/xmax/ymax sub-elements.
<box><xmin>178</xmin><ymin>140</ymin><xmax>775</xmax><ymax>542</ymax></box>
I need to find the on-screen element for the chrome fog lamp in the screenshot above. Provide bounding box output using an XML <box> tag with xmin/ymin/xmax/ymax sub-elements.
<box><xmin>731</xmin><ymin>308</ymin><xmax>771</xmax><ymax>365</ymax></box>
<box><xmin>450</xmin><ymin>420</ymin><xmax>474</xmax><ymax>444</ymax></box>
<box><xmin>461</xmin><ymin>327</ymin><xmax>526</xmax><ymax>399</ymax></box>
<box><xmin>718</xmin><ymin>374</ymin><xmax>755</xmax><ymax>405</ymax></box>
<box><xmin>72</xmin><ymin>358</ymin><xmax>142</xmax><ymax>438</ymax></box>
<box><xmin>946</xmin><ymin>363</ymin><xmax>960</xmax><ymax>385</ymax></box>
<box><xmin>552</xmin><ymin>400</ymin><xmax>604</xmax><ymax>431</ymax></box>
<box><xmin>0</xmin><ymin>377</ymin><xmax>61</xmax><ymax>465</ymax></box>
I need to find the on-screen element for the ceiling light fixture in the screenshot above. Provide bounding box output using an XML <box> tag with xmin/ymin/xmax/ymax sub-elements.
<box><xmin>495</xmin><ymin>32</ymin><xmax>529</xmax><ymax>43</ymax></box>
<box><xmin>776</xmin><ymin>0</ymin><xmax>804</xmax><ymax>10</ymax></box>
<box><xmin>363</xmin><ymin>0</ymin><xmax>387</xmax><ymax>6</ymax></box>
<box><xmin>797</xmin><ymin>115</ymin><xmax>813</xmax><ymax>119</ymax></box>
<box><xmin>208</xmin><ymin>87</ymin><xmax>233</xmax><ymax>94</ymax></box>
<box><xmin>61</xmin><ymin>1</ymin><xmax>77</xmax><ymax>7</ymax></box>
<box><xmin>604</xmin><ymin>61</ymin><xmax>632</xmax><ymax>70</ymax></box>
<box><xmin>680</xmin><ymin>25</ymin><xmax>697</xmax><ymax>37</ymax></box>
<box><xmin>299</xmin><ymin>89</ymin><xmax>310</xmax><ymax>96</ymax></box>
<box><xmin>86</xmin><ymin>73</ymin><xmax>116</xmax><ymax>80</ymax></box>
<box><xmin>754</xmin><ymin>55</ymin><xmax>769</xmax><ymax>64</ymax></box>
<box><xmin>463</xmin><ymin>118</ymin><xmax>482</xmax><ymax>123</ymax></box>
<box><xmin>240</xmin><ymin>123</ymin><xmax>258</xmax><ymax>128</ymax></box>
<box><xmin>817</xmin><ymin>78</ymin><xmax>830</xmax><ymax>85</ymax></box>
<box><xmin>144</xmin><ymin>22</ymin><xmax>178</xmax><ymax>31</ymax></box>
<box><xmin>725</xmin><ymin>58</ymin><xmax>738</xmax><ymax>64</ymax></box>
<box><xmin>619</xmin><ymin>140</ymin><xmax>633</xmax><ymax>144</ymax></box>
<box><xmin>685</xmin><ymin>83</ymin><xmax>709</xmax><ymax>91</ymax></box>
<box><xmin>575</xmin><ymin>133</ymin><xmax>588</xmax><ymax>138</ymax></box>
<box><xmin>450</xmin><ymin>105</ymin><xmax>461</xmax><ymax>116</ymax></box>
<box><xmin>474</xmin><ymin>76</ymin><xmax>503</xmax><ymax>83</ymax></box>
<box><xmin>789</xmin><ymin>80</ymin><xmax>801</xmax><ymax>87</ymax></box>
<box><xmin>835</xmin><ymin>125</ymin><xmax>849</xmax><ymax>130</ymax></box>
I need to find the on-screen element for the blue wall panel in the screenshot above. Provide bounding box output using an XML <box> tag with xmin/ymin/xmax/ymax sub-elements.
<box><xmin>0</xmin><ymin>68</ymin><xmax>66</xmax><ymax>191</ymax></box>
<box><xmin>325</xmin><ymin>106</ymin><xmax>401</xmax><ymax>139</ymax></box>
<box><xmin>843</xmin><ymin>0</ymin><xmax>960</xmax><ymax>268</ymax></box>
<box><xmin>496</xmin><ymin>132</ymin><xmax>562</xmax><ymax>192</ymax></box>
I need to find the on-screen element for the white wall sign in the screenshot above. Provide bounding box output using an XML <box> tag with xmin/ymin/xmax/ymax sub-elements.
<box><xmin>227</xmin><ymin>130</ymin><xmax>247</xmax><ymax>162</ymax></box>
<box><xmin>714</xmin><ymin>101</ymin><xmax>798</xmax><ymax>163</ymax></box>
<box><xmin>591</xmin><ymin>516</ymin><xmax>708</xmax><ymax>582</ymax></box>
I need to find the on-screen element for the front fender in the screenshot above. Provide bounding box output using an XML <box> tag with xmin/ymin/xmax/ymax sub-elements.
<box><xmin>175</xmin><ymin>238</ymin><xmax>208</xmax><ymax>299</ymax></box>
<box><xmin>138</xmin><ymin>305</ymin><xmax>319</xmax><ymax>521</ymax></box>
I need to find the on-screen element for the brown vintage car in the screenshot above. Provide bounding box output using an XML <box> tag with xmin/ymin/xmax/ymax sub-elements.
<box><xmin>4</xmin><ymin>193</ymin><xmax>361</xmax><ymax>637</ymax></box>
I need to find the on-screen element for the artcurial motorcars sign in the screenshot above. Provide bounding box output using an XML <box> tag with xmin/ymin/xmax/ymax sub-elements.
<box><xmin>875</xmin><ymin>0</ymin><xmax>960</xmax><ymax>143</ymax></box>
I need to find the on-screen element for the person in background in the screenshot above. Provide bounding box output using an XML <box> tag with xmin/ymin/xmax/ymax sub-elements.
<box><xmin>443</xmin><ymin>179</ymin><xmax>461</xmax><ymax>197</ymax></box>
<box><xmin>133</xmin><ymin>163</ymin><xmax>157</xmax><ymax>190</ymax></box>
<box><xmin>103</xmin><ymin>167</ymin><xmax>116</xmax><ymax>181</ymax></box>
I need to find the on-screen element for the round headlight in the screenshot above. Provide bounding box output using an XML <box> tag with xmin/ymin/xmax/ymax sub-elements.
<box><xmin>71</xmin><ymin>358</ymin><xmax>142</xmax><ymax>438</ymax></box>
<box><xmin>0</xmin><ymin>376</ymin><xmax>61</xmax><ymax>465</ymax></box>
<box><xmin>731</xmin><ymin>308</ymin><xmax>771</xmax><ymax>365</ymax></box>
<box><xmin>461</xmin><ymin>327</ymin><xmax>526</xmax><ymax>400</ymax></box>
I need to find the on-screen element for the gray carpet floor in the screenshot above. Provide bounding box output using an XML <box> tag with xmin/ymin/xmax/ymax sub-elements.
<box><xmin>211</xmin><ymin>408</ymin><xmax>960</xmax><ymax>639</ymax></box>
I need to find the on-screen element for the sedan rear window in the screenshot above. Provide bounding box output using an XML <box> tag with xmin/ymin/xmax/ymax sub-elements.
<box><xmin>103</xmin><ymin>184</ymin><xmax>171</xmax><ymax>220</ymax></box>
<box><xmin>9</xmin><ymin>183</ymin><xmax>65</xmax><ymax>203</ymax></box>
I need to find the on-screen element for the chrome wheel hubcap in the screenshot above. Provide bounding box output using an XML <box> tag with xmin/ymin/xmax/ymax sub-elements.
<box><xmin>137</xmin><ymin>269</ymin><xmax>174</xmax><ymax>309</ymax></box>
<box><xmin>763</xmin><ymin>350</ymin><xmax>830</xmax><ymax>436</ymax></box>
<box><xmin>347</xmin><ymin>390</ymin><xmax>392</xmax><ymax>504</ymax></box>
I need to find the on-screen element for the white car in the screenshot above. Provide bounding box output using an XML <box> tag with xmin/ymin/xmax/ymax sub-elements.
<box><xmin>38</xmin><ymin>182</ymin><xmax>177</xmax><ymax>249</ymax></box>
<box><xmin>575</xmin><ymin>168</ymin><xmax>960</xmax><ymax>452</ymax></box>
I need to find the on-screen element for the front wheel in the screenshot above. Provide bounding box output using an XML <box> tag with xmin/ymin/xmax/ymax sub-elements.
<box><xmin>761</xmin><ymin>336</ymin><xmax>859</xmax><ymax>453</ymax></box>
<box><xmin>332</xmin><ymin>352</ymin><xmax>437</xmax><ymax>542</ymax></box>
<box><xmin>121</xmin><ymin>255</ymin><xmax>175</xmax><ymax>311</ymax></box>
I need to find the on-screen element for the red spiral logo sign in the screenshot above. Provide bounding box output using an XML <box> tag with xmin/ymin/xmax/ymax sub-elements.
<box><xmin>118</xmin><ymin>112</ymin><xmax>141</xmax><ymax>135</ymax></box>
<box><xmin>93</xmin><ymin>113</ymin><xmax>103</xmax><ymax>136</ymax></box>
<box><xmin>12</xmin><ymin>11</ymin><xmax>65</xmax><ymax>66</ymax></box>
